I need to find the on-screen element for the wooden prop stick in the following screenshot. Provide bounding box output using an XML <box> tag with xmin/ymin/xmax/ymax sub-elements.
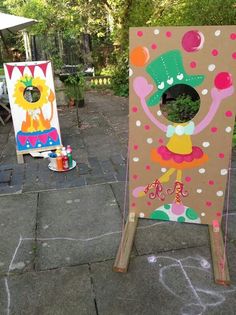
<box><xmin>113</xmin><ymin>213</ymin><xmax>138</xmax><ymax>273</ymax></box>
<box><xmin>209</xmin><ymin>223</ymin><xmax>230</xmax><ymax>285</ymax></box>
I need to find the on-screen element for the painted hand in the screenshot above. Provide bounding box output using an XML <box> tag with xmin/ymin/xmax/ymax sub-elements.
<box><xmin>211</xmin><ymin>86</ymin><xmax>234</xmax><ymax>103</ymax></box>
<box><xmin>133</xmin><ymin>76</ymin><xmax>153</xmax><ymax>99</ymax></box>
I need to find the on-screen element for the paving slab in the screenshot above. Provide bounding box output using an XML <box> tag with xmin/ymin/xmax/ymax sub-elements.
<box><xmin>135</xmin><ymin>219</ymin><xmax>209</xmax><ymax>255</ymax></box>
<box><xmin>0</xmin><ymin>265</ymin><xmax>96</xmax><ymax>315</ymax></box>
<box><xmin>0</xmin><ymin>193</ymin><xmax>37</xmax><ymax>275</ymax></box>
<box><xmin>36</xmin><ymin>185</ymin><xmax>122</xmax><ymax>270</ymax></box>
<box><xmin>91</xmin><ymin>245</ymin><xmax>236</xmax><ymax>315</ymax></box>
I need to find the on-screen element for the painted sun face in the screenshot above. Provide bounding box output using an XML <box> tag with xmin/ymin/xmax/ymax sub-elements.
<box><xmin>14</xmin><ymin>75</ymin><xmax>49</xmax><ymax>110</ymax></box>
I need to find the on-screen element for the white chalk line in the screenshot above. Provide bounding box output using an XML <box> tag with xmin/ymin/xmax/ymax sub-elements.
<box><xmin>149</xmin><ymin>255</ymin><xmax>236</xmax><ymax>315</ymax></box>
<box><xmin>3</xmin><ymin>221</ymin><xmax>164</xmax><ymax>315</ymax></box>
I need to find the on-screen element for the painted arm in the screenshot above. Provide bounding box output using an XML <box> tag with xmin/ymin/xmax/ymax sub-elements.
<box><xmin>194</xmin><ymin>85</ymin><xmax>234</xmax><ymax>134</ymax></box>
<box><xmin>133</xmin><ymin>76</ymin><xmax>167</xmax><ymax>132</ymax></box>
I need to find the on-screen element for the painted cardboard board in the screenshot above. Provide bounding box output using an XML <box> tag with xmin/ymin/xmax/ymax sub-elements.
<box><xmin>4</xmin><ymin>61</ymin><xmax>62</xmax><ymax>153</ymax></box>
<box><xmin>129</xmin><ymin>26</ymin><xmax>236</xmax><ymax>225</ymax></box>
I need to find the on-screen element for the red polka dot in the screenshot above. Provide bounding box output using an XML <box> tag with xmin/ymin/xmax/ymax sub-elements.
<box><xmin>131</xmin><ymin>202</ymin><xmax>136</xmax><ymax>207</ymax></box>
<box><xmin>225</xmin><ymin>110</ymin><xmax>232</xmax><ymax>117</ymax></box>
<box><xmin>133</xmin><ymin>145</ymin><xmax>139</xmax><ymax>150</ymax></box>
<box><xmin>216</xmin><ymin>212</ymin><xmax>221</xmax><ymax>217</ymax></box>
<box><xmin>230</xmin><ymin>33</ymin><xmax>236</xmax><ymax>40</ymax></box>
<box><xmin>232</xmin><ymin>52</ymin><xmax>236</xmax><ymax>59</ymax></box>
<box><xmin>146</xmin><ymin>165</ymin><xmax>151</xmax><ymax>170</ymax></box>
<box><xmin>211</xmin><ymin>127</ymin><xmax>218</xmax><ymax>133</ymax></box>
<box><xmin>132</xmin><ymin>106</ymin><xmax>138</xmax><ymax>113</ymax></box>
<box><xmin>144</xmin><ymin>125</ymin><xmax>150</xmax><ymax>130</ymax></box>
<box><xmin>185</xmin><ymin>176</ymin><xmax>192</xmax><ymax>182</ymax></box>
<box><xmin>214</xmin><ymin>72</ymin><xmax>232</xmax><ymax>89</ymax></box>
<box><xmin>206</xmin><ymin>201</ymin><xmax>212</xmax><ymax>207</ymax></box>
<box><xmin>151</xmin><ymin>43</ymin><xmax>157</xmax><ymax>50</ymax></box>
<box><xmin>158</xmin><ymin>138</ymin><xmax>164</xmax><ymax>144</ymax></box>
<box><xmin>137</xmin><ymin>31</ymin><xmax>143</xmax><ymax>37</ymax></box>
<box><xmin>212</xmin><ymin>49</ymin><xmax>218</xmax><ymax>56</ymax></box>
<box><xmin>133</xmin><ymin>174</ymin><xmax>138</xmax><ymax>180</ymax></box>
<box><xmin>190</xmin><ymin>61</ymin><xmax>196</xmax><ymax>68</ymax></box>
<box><xmin>208</xmin><ymin>180</ymin><xmax>214</xmax><ymax>185</ymax></box>
<box><xmin>147</xmin><ymin>201</ymin><xmax>152</xmax><ymax>206</ymax></box>
<box><xmin>166</xmin><ymin>31</ymin><xmax>172</xmax><ymax>38</ymax></box>
<box><xmin>218</xmin><ymin>153</ymin><xmax>225</xmax><ymax>159</ymax></box>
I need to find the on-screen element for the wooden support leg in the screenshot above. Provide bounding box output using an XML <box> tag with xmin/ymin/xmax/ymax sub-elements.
<box><xmin>17</xmin><ymin>154</ymin><xmax>24</xmax><ymax>164</ymax></box>
<box><xmin>113</xmin><ymin>213</ymin><xmax>138</xmax><ymax>273</ymax></box>
<box><xmin>209</xmin><ymin>225</ymin><xmax>230</xmax><ymax>285</ymax></box>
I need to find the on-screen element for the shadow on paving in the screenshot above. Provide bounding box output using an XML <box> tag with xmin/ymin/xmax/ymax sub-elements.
<box><xmin>0</xmin><ymin>91</ymin><xmax>236</xmax><ymax>315</ymax></box>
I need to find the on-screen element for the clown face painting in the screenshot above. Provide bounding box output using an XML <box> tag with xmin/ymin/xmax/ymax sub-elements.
<box><xmin>129</xmin><ymin>26</ymin><xmax>236</xmax><ymax>226</ymax></box>
<box><xmin>4</xmin><ymin>61</ymin><xmax>61</xmax><ymax>153</ymax></box>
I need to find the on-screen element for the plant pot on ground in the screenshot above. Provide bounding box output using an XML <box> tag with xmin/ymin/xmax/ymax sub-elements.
<box><xmin>64</xmin><ymin>71</ymin><xmax>85</xmax><ymax>108</ymax></box>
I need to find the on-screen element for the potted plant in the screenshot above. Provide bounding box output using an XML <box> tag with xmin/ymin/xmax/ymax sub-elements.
<box><xmin>64</xmin><ymin>70</ymin><xmax>85</xmax><ymax>108</ymax></box>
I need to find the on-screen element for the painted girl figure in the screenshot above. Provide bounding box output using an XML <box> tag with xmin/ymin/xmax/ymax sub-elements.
<box><xmin>132</xmin><ymin>50</ymin><xmax>234</xmax><ymax>222</ymax></box>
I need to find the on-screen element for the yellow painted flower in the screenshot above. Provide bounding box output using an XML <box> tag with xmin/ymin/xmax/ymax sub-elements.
<box><xmin>14</xmin><ymin>75</ymin><xmax>49</xmax><ymax>110</ymax></box>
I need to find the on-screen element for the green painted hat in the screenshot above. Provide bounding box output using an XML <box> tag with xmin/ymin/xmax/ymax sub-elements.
<box><xmin>146</xmin><ymin>50</ymin><xmax>205</xmax><ymax>106</ymax></box>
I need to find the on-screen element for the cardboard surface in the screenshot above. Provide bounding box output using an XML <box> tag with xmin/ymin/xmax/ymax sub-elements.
<box><xmin>4</xmin><ymin>61</ymin><xmax>62</xmax><ymax>152</ymax></box>
<box><xmin>129</xmin><ymin>26</ymin><xmax>236</xmax><ymax>225</ymax></box>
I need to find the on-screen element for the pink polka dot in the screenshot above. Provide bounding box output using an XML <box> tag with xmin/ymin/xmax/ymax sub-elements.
<box><xmin>132</xmin><ymin>106</ymin><xmax>138</xmax><ymax>113</ymax></box>
<box><xmin>131</xmin><ymin>202</ymin><xmax>136</xmax><ymax>207</ymax></box>
<box><xmin>208</xmin><ymin>180</ymin><xmax>214</xmax><ymax>185</ymax></box>
<box><xmin>144</xmin><ymin>125</ymin><xmax>150</xmax><ymax>130</ymax></box>
<box><xmin>211</xmin><ymin>127</ymin><xmax>218</xmax><ymax>133</ymax></box>
<box><xmin>166</xmin><ymin>31</ymin><xmax>172</xmax><ymax>38</ymax></box>
<box><xmin>225</xmin><ymin>110</ymin><xmax>232</xmax><ymax>117</ymax></box>
<box><xmin>230</xmin><ymin>33</ymin><xmax>236</xmax><ymax>40</ymax></box>
<box><xmin>137</xmin><ymin>31</ymin><xmax>143</xmax><ymax>37</ymax></box>
<box><xmin>218</xmin><ymin>153</ymin><xmax>225</xmax><ymax>159</ymax></box>
<box><xmin>206</xmin><ymin>201</ymin><xmax>212</xmax><ymax>207</ymax></box>
<box><xmin>185</xmin><ymin>176</ymin><xmax>192</xmax><ymax>182</ymax></box>
<box><xmin>212</xmin><ymin>49</ymin><xmax>218</xmax><ymax>56</ymax></box>
<box><xmin>133</xmin><ymin>174</ymin><xmax>138</xmax><ymax>180</ymax></box>
<box><xmin>214</xmin><ymin>72</ymin><xmax>233</xmax><ymax>89</ymax></box>
<box><xmin>158</xmin><ymin>138</ymin><xmax>164</xmax><ymax>144</ymax></box>
<box><xmin>151</xmin><ymin>43</ymin><xmax>157</xmax><ymax>50</ymax></box>
<box><xmin>146</xmin><ymin>165</ymin><xmax>151</xmax><ymax>170</ymax></box>
<box><xmin>190</xmin><ymin>61</ymin><xmax>196</xmax><ymax>68</ymax></box>
<box><xmin>147</xmin><ymin>201</ymin><xmax>152</xmax><ymax>206</ymax></box>
<box><xmin>232</xmin><ymin>52</ymin><xmax>236</xmax><ymax>59</ymax></box>
<box><xmin>133</xmin><ymin>144</ymin><xmax>139</xmax><ymax>150</ymax></box>
<box><xmin>216</xmin><ymin>212</ymin><xmax>221</xmax><ymax>217</ymax></box>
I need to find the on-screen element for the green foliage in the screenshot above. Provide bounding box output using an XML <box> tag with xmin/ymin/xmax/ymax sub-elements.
<box><xmin>111</xmin><ymin>53</ymin><xmax>129</xmax><ymax>97</ymax></box>
<box><xmin>163</xmin><ymin>95</ymin><xmax>200</xmax><ymax>123</ymax></box>
<box><xmin>64</xmin><ymin>70</ymin><xmax>85</xmax><ymax>100</ymax></box>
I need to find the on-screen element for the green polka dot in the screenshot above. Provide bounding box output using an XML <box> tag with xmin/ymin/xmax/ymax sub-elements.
<box><xmin>178</xmin><ymin>216</ymin><xmax>185</xmax><ymax>223</ymax></box>
<box><xmin>186</xmin><ymin>208</ymin><xmax>199</xmax><ymax>220</ymax></box>
<box><xmin>164</xmin><ymin>204</ymin><xmax>171</xmax><ymax>210</ymax></box>
<box><xmin>150</xmin><ymin>210</ymin><xmax>170</xmax><ymax>221</ymax></box>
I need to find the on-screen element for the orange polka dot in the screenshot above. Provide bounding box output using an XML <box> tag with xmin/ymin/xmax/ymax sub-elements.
<box><xmin>130</xmin><ymin>46</ymin><xmax>150</xmax><ymax>67</ymax></box>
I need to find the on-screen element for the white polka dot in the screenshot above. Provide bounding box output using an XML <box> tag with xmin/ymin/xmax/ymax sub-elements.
<box><xmin>208</xmin><ymin>64</ymin><xmax>216</xmax><ymax>72</ymax></box>
<box><xmin>147</xmin><ymin>138</ymin><xmax>153</xmax><ymax>144</ymax></box>
<box><xmin>199</xmin><ymin>168</ymin><xmax>206</xmax><ymax>174</ymax></box>
<box><xmin>202</xmin><ymin>142</ymin><xmax>210</xmax><ymax>147</ymax></box>
<box><xmin>220</xmin><ymin>169</ymin><xmax>228</xmax><ymax>175</ymax></box>
<box><xmin>129</xmin><ymin>68</ymin><xmax>133</xmax><ymax>77</ymax></box>
<box><xmin>202</xmin><ymin>89</ymin><xmax>208</xmax><ymax>95</ymax></box>
<box><xmin>225</xmin><ymin>126</ymin><xmax>232</xmax><ymax>133</ymax></box>
<box><xmin>201</xmin><ymin>212</ymin><xmax>206</xmax><ymax>217</ymax></box>
<box><xmin>197</xmin><ymin>189</ymin><xmax>202</xmax><ymax>194</ymax></box>
<box><xmin>216</xmin><ymin>190</ymin><xmax>224</xmax><ymax>197</ymax></box>
<box><xmin>133</xmin><ymin>157</ymin><xmax>139</xmax><ymax>162</ymax></box>
<box><xmin>215</xmin><ymin>30</ymin><xmax>221</xmax><ymax>36</ymax></box>
<box><xmin>38</xmin><ymin>144</ymin><xmax>42</xmax><ymax>147</ymax></box>
<box><xmin>161</xmin><ymin>168</ymin><xmax>167</xmax><ymax>173</ymax></box>
<box><xmin>136</xmin><ymin>120</ymin><xmax>141</xmax><ymax>127</ymax></box>
<box><xmin>49</xmin><ymin>142</ymin><xmax>53</xmax><ymax>145</ymax></box>
<box><xmin>157</xmin><ymin>110</ymin><xmax>162</xmax><ymax>116</ymax></box>
<box><xmin>139</xmin><ymin>212</ymin><xmax>145</xmax><ymax>218</ymax></box>
<box><xmin>26</xmin><ymin>144</ymin><xmax>30</xmax><ymax>148</ymax></box>
<box><xmin>154</xmin><ymin>29</ymin><xmax>160</xmax><ymax>35</ymax></box>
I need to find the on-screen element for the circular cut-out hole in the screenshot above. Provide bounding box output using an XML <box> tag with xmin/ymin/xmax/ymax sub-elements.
<box><xmin>23</xmin><ymin>86</ymin><xmax>41</xmax><ymax>103</ymax></box>
<box><xmin>160</xmin><ymin>84</ymin><xmax>200</xmax><ymax>123</ymax></box>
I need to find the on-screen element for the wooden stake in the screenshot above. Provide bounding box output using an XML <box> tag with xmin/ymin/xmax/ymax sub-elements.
<box><xmin>209</xmin><ymin>225</ymin><xmax>230</xmax><ymax>285</ymax></box>
<box><xmin>113</xmin><ymin>213</ymin><xmax>138</xmax><ymax>273</ymax></box>
<box><xmin>17</xmin><ymin>154</ymin><xmax>24</xmax><ymax>164</ymax></box>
